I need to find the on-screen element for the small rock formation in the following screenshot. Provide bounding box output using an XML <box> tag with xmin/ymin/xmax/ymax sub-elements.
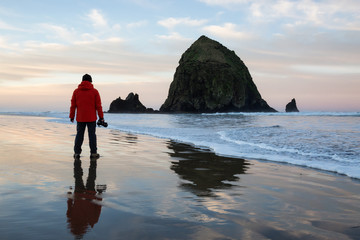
<box><xmin>285</xmin><ymin>98</ymin><xmax>299</xmax><ymax>112</ymax></box>
<box><xmin>108</xmin><ymin>93</ymin><xmax>154</xmax><ymax>113</ymax></box>
<box><xmin>160</xmin><ymin>35</ymin><xmax>276</xmax><ymax>113</ymax></box>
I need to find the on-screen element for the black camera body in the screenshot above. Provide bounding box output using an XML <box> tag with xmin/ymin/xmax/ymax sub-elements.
<box><xmin>97</xmin><ymin>119</ymin><xmax>108</xmax><ymax>128</ymax></box>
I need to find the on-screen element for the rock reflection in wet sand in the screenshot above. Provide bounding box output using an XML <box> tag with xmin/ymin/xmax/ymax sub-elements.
<box><xmin>168</xmin><ymin>141</ymin><xmax>250</xmax><ymax>197</ymax></box>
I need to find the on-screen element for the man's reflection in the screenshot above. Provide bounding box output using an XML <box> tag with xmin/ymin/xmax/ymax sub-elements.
<box><xmin>168</xmin><ymin>141</ymin><xmax>250</xmax><ymax>197</ymax></box>
<box><xmin>67</xmin><ymin>159</ymin><xmax>106</xmax><ymax>239</ymax></box>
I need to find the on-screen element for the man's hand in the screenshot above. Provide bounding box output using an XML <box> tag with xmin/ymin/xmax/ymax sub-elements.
<box><xmin>97</xmin><ymin>118</ymin><xmax>108</xmax><ymax>127</ymax></box>
<box><xmin>70</xmin><ymin>118</ymin><xmax>74</xmax><ymax>123</ymax></box>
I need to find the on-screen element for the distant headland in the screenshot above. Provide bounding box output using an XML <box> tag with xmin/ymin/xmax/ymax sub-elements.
<box><xmin>108</xmin><ymin>36</ymin><xmax>297</xmax><ymax>113</ymax></box>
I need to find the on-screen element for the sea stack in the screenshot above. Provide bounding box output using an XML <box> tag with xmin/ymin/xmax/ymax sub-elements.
<box><xmin>160</xmin><ymin>35</ymin><xmax>276</xmax><ymax>113</ymax></box>
<box><xmin>108</xmin><ymin>92</ymin><xmax>153</xmax><ymax>113</ymax></box>
<box><xmin>285</xmin><ymin>98</ymin><xmax>299</xmax><ymax>112</ymax></box>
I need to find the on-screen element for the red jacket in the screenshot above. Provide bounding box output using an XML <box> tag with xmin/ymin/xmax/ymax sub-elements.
<box><xmin>69</xmin><ymin>81</ymin><xmax>104</xmax><ymax>122</ymax></box>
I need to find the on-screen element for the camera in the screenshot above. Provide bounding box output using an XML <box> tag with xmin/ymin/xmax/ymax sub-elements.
<box><xmin>97</xmin><ymin>119</ymin><xmax>108</xmax><ymax>128</ymax></box>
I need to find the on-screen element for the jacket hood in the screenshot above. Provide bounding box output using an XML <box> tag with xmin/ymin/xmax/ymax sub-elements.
<box><xmin>78</xmin><ymin>81</ymin><xmax>94</xmax><ymax>90</ymax></box>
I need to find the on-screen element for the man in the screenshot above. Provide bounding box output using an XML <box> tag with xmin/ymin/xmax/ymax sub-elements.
<box><xmin>70</xmin><ymin>74</ymin><xmax>105</xmax><ymax>159</ymax></box>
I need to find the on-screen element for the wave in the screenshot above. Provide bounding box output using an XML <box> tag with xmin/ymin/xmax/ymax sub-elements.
<box><xmin>102</xmin><ymin>124</ymin><xmax>360</xmax><ymax>179</ymax></box>
<box><xmin>1</xmin><ymin>111</ymin><xmax>359</xmax><ymax>118</ymax></box>
<box><xmin>202</xmin><ymin>111</ymin><xmax>360</xmax><ymax>117</ymax></box>
<box><xmin>218</xmin><ymin>131</ymin><xmax>355</xmax><ymax>164</ymax></box>
<box><xmin>0</xmin><ymin>111</ymin><xmax>67</xmax><ymax>117</ymax></box>
<box><xmin>3</xmin><ymin>111</ymin><xmax>359</xmax><ymax>179</ymax></box>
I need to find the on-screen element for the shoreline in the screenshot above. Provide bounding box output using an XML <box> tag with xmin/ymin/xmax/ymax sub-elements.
<box><xmin>2</xmin><ymin>111</ymin><xmax>359</xmax><ymax>179</ymax></box>
<box><xmin>0</xmin><ymin>115</ymin><xmax>359</xmax><ymax>240</ymax></box>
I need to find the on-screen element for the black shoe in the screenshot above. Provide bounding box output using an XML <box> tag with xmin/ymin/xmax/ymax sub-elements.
<box><xmin>90</xmin><ymin>153</ymin><xmax>100</xmax><ymax>159</ymax></box>
<box><xmin>73</xmin><ymin>153</ymin><xmax>80</xmax><ymax>159</ymax></box>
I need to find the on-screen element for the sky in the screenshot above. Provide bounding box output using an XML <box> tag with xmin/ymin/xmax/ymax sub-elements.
<box><xmin>0</xmin><ymin>0</ymin><xmax>359</xmax><ymax>112</ymax></box>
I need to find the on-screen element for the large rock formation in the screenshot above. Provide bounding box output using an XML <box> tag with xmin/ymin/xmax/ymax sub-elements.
<box><xmin>285</xmin><ymin>98</ymin><xmax>299</xmax><ymax>112</ymax></box>
<box><xmin>160</xmin><ymin>35</ymin><xmax>276</xmax><ymax>113</ymax></box>
<box><xmin>108</xmin><ymin>93</ymin><xmax>153</xmax><ymax>113</ymax></box>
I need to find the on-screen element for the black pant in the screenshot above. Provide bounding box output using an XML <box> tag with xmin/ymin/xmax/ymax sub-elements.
<box><xmin>74</xmin><ymin>121</ymin><xmax>97</xmax><ymax>154</ymax></box>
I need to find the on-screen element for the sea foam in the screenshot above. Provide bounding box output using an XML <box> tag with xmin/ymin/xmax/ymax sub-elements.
<box><xmin>3</xmin><ymin>111</ymin><xmax>359</xmax><ymax>179</ymax></box>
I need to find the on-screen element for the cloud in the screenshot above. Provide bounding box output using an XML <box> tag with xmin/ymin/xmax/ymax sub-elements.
<box><xmin>85</xmin><ymin>9</ymin><xmax>122</xmax><ymax>36</ymax></box>
<box><xmin>0</xmin><ymin>36</ymin><xmax>21</xmax><ymax>52</ymax></box>
<box><xmin>198</xmin><ymin>0</ymin><xmax>250</xmax><ymax>7</ymax></box>
<box><xmin>154</xmin><ymin>32</ymin><xmax>193</xmax><ymax>55</ymax></box>
<box><xmin>0</xmin><ymin>19</ymin><xmax>24</xmax><ymax>31</ymax></box>
<box><xmin>0</xmin><ymin>8</ymin><xmax>175</xmax><ymax>84</ymax></box>
<box><xmin>0</xmin><ymin>36</ymin><xmax>176</xmax><ymax>84</ymax></box>
<box><xmin>158</xmin><ymin>17</ymin><xmax>208</xmax><ymax>29</ymax></box>
<box><xmin>0</xmin><ymin>81</ymin><xmax>170</xmax><ymax>111</ymax></box>
<box><xmin>130</xmin><ymin>0</ymin><xmax>159</xmax><ymax>9</ymax></box>
<box><xmin>255</xmin><ymin>0</ymin><xmax>360</xmax><ymax>31</ymax></box>
<box><xmin>199</xmin><ymin>0</ymin><xmax>360</xmax><ymax>31</ymax></box>
<box><xmin>36</xmin><ymin>10</ymin><xmax>122</xmax><ymax>45</ymax></box>
<box><xmin>39</xmin><ymin>23</ymin><xmax>77</xmax><ymax>42</ymax></box>
<box><xmin>292</xmin><ymin>65</ymin><xmax>360</xmax><ymax>75</ymax></box>
<box><xmin>203</xmin><ymin>23</ymin><xmax>252</xmax><ymax>40</ymax></box>
<box><xmin>156</xmin><ymin>32</ymin><xmax>191</xmax><ymax>41</ymax></box>
<box><xmin>1</xmin><ymin>2</ymin><xmax>359</xmax><ymax>111</ymax></box>
<box><xmin>87</xmin><ymin>9</ymin><xmax>108</xmax><ymax>28</ymax></box>
<box><xmin>126</xmin><ymin>20</ymin><xmax>148</xmax><ymax>29</ymax></box>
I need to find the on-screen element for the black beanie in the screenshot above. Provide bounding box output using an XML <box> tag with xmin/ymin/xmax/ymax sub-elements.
<box><xmin>82</xmin><ymin>74</ymin><xmax>92</xmax><ymax>82</ymax></box>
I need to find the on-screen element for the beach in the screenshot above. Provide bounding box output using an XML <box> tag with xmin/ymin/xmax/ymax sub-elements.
<box><xmin>0</xmin><ymin>115</ymin><xmax>359</xmax><ymax>240</ymax></box>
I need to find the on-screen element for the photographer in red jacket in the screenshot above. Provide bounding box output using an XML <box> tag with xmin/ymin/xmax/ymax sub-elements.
<box><xmin>70</xmin><ymin>74</ymin><xmax>105</xmax><ymax>159</ymax></box>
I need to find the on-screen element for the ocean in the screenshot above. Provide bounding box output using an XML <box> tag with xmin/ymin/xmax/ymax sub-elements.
<box><xmin>3</xmin><ymin>111</ymin><xmax>360</xmax><ymax>179</ymax></box>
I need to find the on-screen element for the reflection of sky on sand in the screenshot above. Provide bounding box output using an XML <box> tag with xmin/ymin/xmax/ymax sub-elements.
<box><xmin>97</xmin><ymin>138</ymin><xmax>251</xmax><ymax>224</ymax></box>
<box><xmin>1</xmin><ymin>115</ymin><xmax>360</xmax><ymax>239</ymax></box>
<box><xmin>108</xmin><ymin>130</ymin><xmax>138</xmax><ymax>145</ymax></box>
<box><xmin>0</xmin><ymin>118</ymin><xmax>71</xmax><ymax>187</ymax></box>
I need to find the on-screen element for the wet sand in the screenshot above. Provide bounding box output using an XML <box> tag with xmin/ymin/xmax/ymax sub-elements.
<box><xmin>0</xmin><ymin>115</ymin><xmax>359</xmax><ymax>240</ymax></box>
